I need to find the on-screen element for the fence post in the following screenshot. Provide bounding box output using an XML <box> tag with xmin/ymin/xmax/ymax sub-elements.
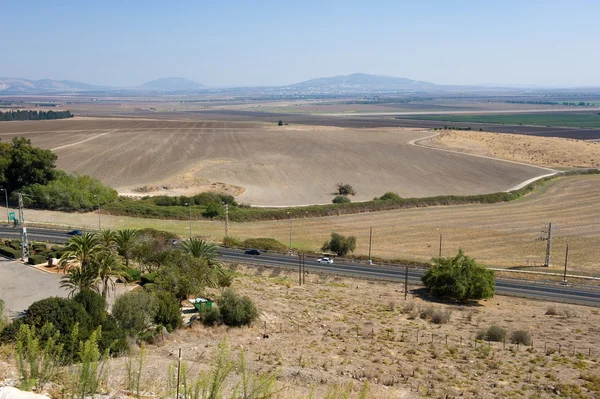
<box><xmin>460</xmin><ymin>336</ymin><xmax>462</xmax><ymax>346</ymax></box>
<box><xmin>559</xmin><ymin>344</ymin><xmax>561</xmax><ymax>354</ymax></box>
<box><xmin>416</xmin><ymin>331</ymin><xmax>419</xmax><ymax>343</ymax></box>
<box><xmin>544</xmin><ymin>342</ymin><xmax>547</xmax><ymax>354</ymax></box>
<box><xmin>431</xmin><ymin>333</ymin><xmax>434</xmax><ymax>345</ymax></box>
<box><xmin>445</xmin><ymin>335</ymin><xmax>448</xmax><ymax>346</ymax></box>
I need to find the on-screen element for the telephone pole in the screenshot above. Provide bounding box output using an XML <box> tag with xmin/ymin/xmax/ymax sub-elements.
<box><xmin>541</xmin><ymin>222</ymin><xmax>553</xmax><ymax>267</ymax></box>
<box><xmin>224</xmin><ymin>203</ymin><xmax>229</xmax><ymax>236</ymax></box>
<box><xmin>17</xmin><ymin>193</ymin><xmax>29</xmax><ymax>261</ymax></box>
<box><xmin>562</xmin><ymin>242</ymin><xmax>569</xmax><ymax>283</ymax></box>
<box><xmin>368</xmin><ymin>222</ymin><xmax>373</xmax><ymax>264</ymax></box>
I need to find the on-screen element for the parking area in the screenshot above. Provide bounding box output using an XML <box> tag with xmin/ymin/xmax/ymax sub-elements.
<box><xmin>0</xmin><ymin>258</ymin><xmax>128</xmax><ymax>318</ymax></box>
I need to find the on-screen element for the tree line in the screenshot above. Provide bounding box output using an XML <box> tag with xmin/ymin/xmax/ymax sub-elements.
<box><xmin>0</xmin><ymin>110</ymin><xmax>73</xmax><ymax>121</ymax></box>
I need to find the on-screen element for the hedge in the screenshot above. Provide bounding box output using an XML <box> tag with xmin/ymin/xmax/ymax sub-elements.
<box><xmin>27</xmin><ymin>254</ymin><xmax>47</xmax><ymax>265</ymax></box>
<box><xmin>124</xmin><ymin>268</ymin><xmax>142</xmax><ymax>282</ymax></box>
<box><xmin>140</xmin><ymin>272</ymin><xmax>157</xmax><ymax>286</ymax></box>
<box><xmin>0</xmin><ymin>245</ymin><xmax>20</xmax><ymax>259</ymax></box>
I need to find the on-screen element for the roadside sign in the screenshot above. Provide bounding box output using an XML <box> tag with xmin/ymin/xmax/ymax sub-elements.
<box><xmin>9</xmin><ymin>212</ymin><xmax>15</xmax><ymax>221</ymax></box>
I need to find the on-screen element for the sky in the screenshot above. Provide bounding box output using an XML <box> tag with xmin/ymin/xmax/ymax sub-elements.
<box><xmin>1</xmin><ymin>0</ymin><xmax>599</xmax><ymax>88</ymax></box>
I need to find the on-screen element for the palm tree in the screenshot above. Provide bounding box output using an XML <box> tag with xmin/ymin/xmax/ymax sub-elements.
<box><xmin>93</xmin><ymin>251</ymin><xmax>128</xmax><ymax>298</ymax></box>
<box><xmin>59</xmin><ymin>232</ymin><xmax>102</xmax><ymax>273</ymax></box>
<box><xmin>98</xmin><ymin>229</ymin><xmax>117</xmax><ymax>252</ymax></box>
<box><xmin>114</xmin><ymin>229</ymin><xmax>140</xmax><ymax>267</ymax></box>
<box><xmin>60</xmin><ymin>263</ymin><xmax>99</xmax><ymax>297</ymax></box>
<box><xmin>180</xmin><ymin>238</ymin><xmax>220</xmax><ymax>264</ymax></box>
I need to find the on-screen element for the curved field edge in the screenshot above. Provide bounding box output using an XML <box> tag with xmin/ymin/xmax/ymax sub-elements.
<box><xmin>102</xmin><ymin>169</ymin><xmax>600</xmax><ymax>222</ymax></box>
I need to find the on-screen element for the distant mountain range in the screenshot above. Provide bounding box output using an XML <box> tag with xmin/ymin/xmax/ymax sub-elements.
<box><xmin>285</xmin><ymin>73</ymin><xmax>439</xmax><ymax>93</ymax></box>
<box><xmin>0</xmin><ymin>76</ymin><xmax>207</xmax><ymax>94</ymax></box>
<box><xmin>0</xmin><ymin>73</ymin><xmax>560</xmax><ymax>95</ymax></box>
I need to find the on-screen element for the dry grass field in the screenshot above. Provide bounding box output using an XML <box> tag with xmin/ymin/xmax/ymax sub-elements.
<box><xmin>424</xmin><ymin>130</ymin><xmax>600</xmax><ymax>169</ymax></box>
<box><xmin>20</xmin><ymin>175</ymin><xmax>600</xmax><ymax>275</ymax></box>
<box><xmin>3</xmin><ymin>265</ymin><xmax>598</xmax><ymax>398</ymax></box>
<box><xmin>0</xmin><ymin>118</ymin><xmax>546</xmax><ymax>205</ymax></box>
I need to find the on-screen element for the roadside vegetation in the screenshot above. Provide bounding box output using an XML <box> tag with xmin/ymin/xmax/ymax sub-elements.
<box><xmin>0</xmin><ymin>110</ymin><xmax>73</xmax><ymax>121</ymax></box>
<box><xmin>397</xmin><ymin>112</ymin><xmax>600</xmax><ymax>129</ymax></box>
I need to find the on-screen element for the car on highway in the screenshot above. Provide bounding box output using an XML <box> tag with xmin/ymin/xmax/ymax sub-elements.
<box><xmin>244</xmin><ymin>249</ymin><xmax>261</xmax><ymax>255</ymax></box>
<box><xmin>317</xmin><ymin>257</ymin><xmax>334</xmax><ymax>264</ymax></box>
<box><xmin>67</xmin><ymin>229</ymin><xmax>83</xmax><ymax>236</ymax></box>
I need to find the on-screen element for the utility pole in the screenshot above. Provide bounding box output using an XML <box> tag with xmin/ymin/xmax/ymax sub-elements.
<box><xmin>302</xmin><ymin>254</ymin><xmax>305</xmax><ymax>285</ymax></box>
<box><xmin>17</xmin><ymin>193</ymin><xmax>29</xmax><ymax>261</ymax></box>
<box><xmin>368</xmin><ymin>222</ymin><xmax>373</xmax><ymax>264</ymax></box>
<box><xmin>404</xmin><ymin>264</ymin><xmax>409</xmax><ymax>300</ymax></box>
<box><xmin>0</xmin><ymin>188</ymin><xmax>8</xmax><ymax>224</ymax></box>
<box><xmin>563</xmin><ymin>242</ymin><xmax>569</xmax><ymax>283</ymax></box>
<box><xmin>287</xmin><ymin>212</ymin><xmax>292</xmax><ymax>255</ymax></box>
<box><xmin>224</xmin><ymin>203</ymin><xmax>229</xmax><ymax>236</ymax></box>
<box><xmin>94</xmin><ymin>194</ymin><xmax>101</xmax><ymax>230</ymax></box>
<box><xmin>185</xmin><ymin>203</ymin><xmax>192</xmax><ymax>239</ymax></box>
<box><xmin>541</xmin><ymin>222</ymin><xmax>553</xmax><ymax>267</ymax></box>
<box><xmin>438</xmin><ymin>231</ymin><xmax>443</xmax><ymax>259</ymax></box>
<box><xmin>298</xmin><ymin>254</ymin><xmax>302</xmax><ymax>286</ymax></box>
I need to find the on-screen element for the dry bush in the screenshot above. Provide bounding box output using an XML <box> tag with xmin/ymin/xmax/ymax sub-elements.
<box><xmin>420</xmin><ymin>306</ymin><xmax>435</xmax><ymax>320</ymax></box>
<box><xmin>545</xmin><ymin>306</ymin><xmax>559</xmax><ymax>316</ymax></box>
<box><xmin>431</xmin><ymin>310</ymin><xmax>452</xmax><ymax>325</ymax></box>
<box><xmin>401</xmin><ymin>301</ymin><xmax>416</xmax><ymax>314</ymax></box>
<box><xmin>510</xmin><ymin>330</ymin><xmax>532</xmax><ymax>346</ymax></box>
<box><xmin>477</xmin><ymin>325</ymin><xmax>507</xmax><ymax>342</ymax></box>
<box><xmin>561</xmin><ymin>308</ymin><xmax>577</xmax><ymax>319</ymax></box>
<box><xmin>387</xmin><ymin>301</ymin><xmax>396</xmax><ymax>311</ymax></box>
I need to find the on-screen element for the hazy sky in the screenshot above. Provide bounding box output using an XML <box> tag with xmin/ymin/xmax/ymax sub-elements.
<box><xmin>2</xmin><ymin>0</ymin><xmax>599</xmax><ymax>87</ymax></box>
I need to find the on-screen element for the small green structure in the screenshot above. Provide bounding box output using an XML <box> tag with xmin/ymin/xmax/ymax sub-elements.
<box><xmin>190</xmin><ymin>298</ymin><xmax>213</xmax><ymax>312</ymax></box>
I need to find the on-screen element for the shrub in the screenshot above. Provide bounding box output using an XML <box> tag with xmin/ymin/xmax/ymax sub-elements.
<box><xmin>22</xmin><ymin>297</ymin><xmax>91</xmax><ymax>343</ymax></box>
<box><xmin>379</xmin><ymin>192</ymin><xmax>402</xmax><ymax>201</ymax></box>
<box><xmin>27</xmin><ymin>254</ymin><xmax>47</xmax><ymax>265</ymax></box>
<box><xmin>431</xmin><ymin>309</ymin><xmax>452</xmax><ymax>324</ymax></box>
<box><xmin>0</xmin><ymin>245</ymin><xmax>20</xmax><ymax>259</ymax></box>
<box><xmin>336</xmin><ymin>183</ymin><xmax>356</xmax><ymax>196</ymax></box>
<box><xmin>140</xmin><ymin>272</ymin><xmax>157</xmax><ymax>286</ymax></box>
<box><xmin>198</xmin><ymin>306</ymin><xmax>222</xmax><ymax>326</ymax></box>
<box><xmin>401</xmin><ymin>302</ymin><xmax>416</xmax><ymax>314</ymax></box>
<box><xmin>481</xmin><ymin>325</ymin><xmax>506</xmax><ymax>342</ymax></box>
<box><xmin>72</xmin><ymin>290</ymin><xmax>106</xmax><ymax>322</ymax></box>
<box><xmin>421</xmin><ymin>250</ymin><xmax>495</xmax><ymax>302</ymax></box>
<box><xmin>121</xmin><ymin>268</ymin><xmax>140</xmax><ymax>282</ymax></box>
<box><xmin>0</xmin><ymin>299</ymin><xmax>6</xmax><ymax>332</ymax></box>
<box><xmin>222</xmin><ymin>236</ymin><xmax>243</xmax><ymax>247</ymax></box>
<box><xmin>321</xmin><ymin>232</ymin><xmax>357</xmax><ymax>257</ymax></box>
<box><xmin>510</xmin><ymin>330</ymin><xmax>532</xmax><ymax>346</ymax></box>
<box><xmin>202</xmin><ymin>202</ymin><xmax>223</xmax><ymax>218</ymax></box>
<box><xmin>332</xmin><ymin>195</ymin><xmax>351</xmax><ymax>204</ymax></box>
<box><xmin>545</xmin><ymin>306</ymin><xmax>559</xmax><ymax>315</ymax></box>
<box><xmin>243</xmin><ymin>238</ymin><xmax>287</xmax><ymax>252</ymax></box>
<box><xmin>217</xmin><ymin>289</ymin><xmax>259</xmax><ymax>327</ymax></box>
<box><xmin>153</xmin><ymin>291</ymin><xmax>182</xmax><ymax>332</ymax></box>
<box><xmin>112</xmin><ymin>292</ymin><xmax>158</xmax><ymax>337</ymax></box>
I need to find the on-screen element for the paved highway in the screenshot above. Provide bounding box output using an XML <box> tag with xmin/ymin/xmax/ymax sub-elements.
<box><xmin>2</xmin><ymin>226</ymin><xmax>599</xmax><ymax>307</ymax></box>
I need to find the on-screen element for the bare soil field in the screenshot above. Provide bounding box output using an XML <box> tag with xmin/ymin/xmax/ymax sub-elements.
<box><xmin>18</xmin><ymin>175</ymin><xmax>600</xmax><ymax>274</ymax></box>
<box><xmin>2</xmin><ymin>265</ymin><xmax>598</xmax><ymax>398</ymax></box>
<box><xmin>423</xmin><ymin>131</ymin><xmax>600</xmax><ymax>169</ymax></box>
<box><xmin>0</xmin><ymin>118</ymin><xmax>546</xmax><ymax>206</ymax></box>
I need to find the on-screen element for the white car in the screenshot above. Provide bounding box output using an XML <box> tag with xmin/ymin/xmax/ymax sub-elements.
<box><xmin>317</xmin><ymin>257</ymin><xmax>334</xmax><ymax>264</ymax></box>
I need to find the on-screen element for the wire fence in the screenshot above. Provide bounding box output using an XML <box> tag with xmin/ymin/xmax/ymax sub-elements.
<box><xmin>256</xmin><ymin>320</ymin><xmax>599</xmax><ymax>359</ymax></box>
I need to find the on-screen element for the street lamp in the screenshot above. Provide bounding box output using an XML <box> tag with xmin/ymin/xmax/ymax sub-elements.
<box><xmin>0</xmin><ymin>188</ymin><xmax>8</xmax><ymax>224</ymax></box>
<box><xmin>437</xmin><ymin>228</ymin><xmax>443</xmax><ymax>258</ymax></box>
<box><xmin>94</xmin><ymin>194</ymin><xmax>101</xmax><ymax>230</ymax></box>
<box><xmin>185</xmin><ymin>203</ymin><xmax>192</xmax><ymax>239</ymax></box>
<box><xmin>287</xmin><ymin>212</ymin><xmax>292</xmax><ymax>255</ymax></box>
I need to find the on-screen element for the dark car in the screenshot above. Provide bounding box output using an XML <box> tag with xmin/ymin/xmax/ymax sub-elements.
<box><xmin>67</xmin><ymin>229</ymin><xmax>83</xmax><ymax>236</ymax></box>
<box><xmin>244</xmin><ymin>249</ymin><xmax>261</xmax><ymax>255</ymax></box>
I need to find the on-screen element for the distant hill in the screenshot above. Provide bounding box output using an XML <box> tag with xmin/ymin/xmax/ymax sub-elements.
<box><xmin>286</xmin><ymin>73</ymin><xmax>439</xmax><ymax>93</ymax></box>
<box><xmin>138</xmin><ymin>77</ymin><xmax>206</xmax><ymax>91</ymax></box>
<box><xmin>0</xmin><ymin>77</ymin><xmax>108</xmax><ymax>93</ymax></box>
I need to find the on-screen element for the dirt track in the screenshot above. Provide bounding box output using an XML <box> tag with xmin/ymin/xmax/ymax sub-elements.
<box><xmin>0</xmin><ymin>118</ymin><xmax>548</xmax><ymax>206</ymax></box>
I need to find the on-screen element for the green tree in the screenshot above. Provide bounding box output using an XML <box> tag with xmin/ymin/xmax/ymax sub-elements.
<box><xmin>203</xmin><ymin>202</ymin><xmax>223</xmax><ymax>218</ymax></box>
<box><xmin>332</xmin><ymin>195</ymin><xmax>351</xmax><ymax>204</ymax></box>
<box><xmin>336</xmin><ymin>182</ymin><xmax>356</xmax><ymax>196</ymax></box>
<box><xmin>59</xmin><ymin>233</ymin><xmax>103</xmax><ymax>272</ymax></box>
<box><xmin>152</xmin><ymin>291</ymin><xmax>182</xmax><ymax>332</ymax></box>
<box><xmin>217</xmin><ymin>289</ymin><xmax>259</xmax><ymax>327</ymax></box>
<box><xmin>60</xmin><ymin>264</ymin><xmax>99</xmax><ymax>298</ymax></box>
<box><xmin>321</xmin><ymin>232</ymin><xmax>357</xmax><ymax>257</ymax></box>
<box><xmin>156</xmin><ymin>251</ymin><xmax>218</xmax><ymax>303</ymax></box>
<box><xmin>97</xmin><ymin>229</ymin><xmax>117</xmax><ymax>251</ymax></box>
<box><xmin>92</xmin><ymin>251</ymin><xmax>128</xmax><ymax>298</ymax></box>
<box><xmin>5</xmin><ymin>137</ymin><xmax>57</xmax><ymax>192</ymax></box>
<box><xmin>421</xmin><ymin>249</ymin><xmax>495</xmax><ymax>302</ymax></box>
<box><xmin>114</xmin><ymin>229</ymin><xmax>140</xmax><ymax>267</ymax></box>
<box><xmin>112</xmin><ymin>292</ymin><xmax>158</xmax><ymax>337</ymax></box>
<box><xmin>180</xmin><ymin>238</ymin><xmax>222</xmax><ymax>269</ymax></box>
